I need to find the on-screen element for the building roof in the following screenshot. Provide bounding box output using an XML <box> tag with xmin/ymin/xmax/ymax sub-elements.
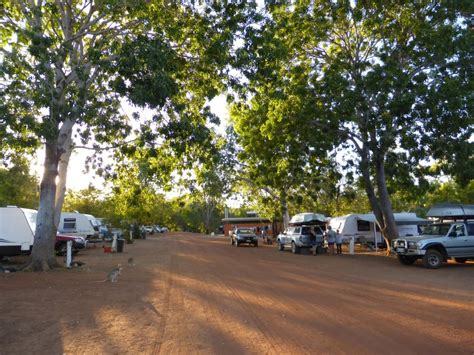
<box><xmin>222</xmin><ymin>217</ymin><xmax>273</xmax><ymax>224</ymax></box>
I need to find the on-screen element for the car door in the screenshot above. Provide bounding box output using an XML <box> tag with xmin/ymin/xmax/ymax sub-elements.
<box><xmin>445</xmin><ymin>223</ymin><xmax>467</xmax><ymax>257</ymax></box>
<box><xmin>456</xmin><ymin>223</ymin><xmax>474</xmax><ymax>257</ymax></box>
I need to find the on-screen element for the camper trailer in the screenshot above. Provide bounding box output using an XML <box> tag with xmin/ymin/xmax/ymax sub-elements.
<box><xmin>0</xmin><ymin>206</ymin><xmax>36</xmax><ymax>256</ymax></box>
<box><xmin>0</xmin><ymin>206</ymin><xmax>86</xmax><ymax>256</ymax></box>
<box><xmin>329</xmin><ymin>212</ymin><xmax>430</xmax><ymax>246</ymax></box>
<box><xmin>58</xmin><ymin>212</ymin><xmax>98</xmax><ymax>239</ymax></box>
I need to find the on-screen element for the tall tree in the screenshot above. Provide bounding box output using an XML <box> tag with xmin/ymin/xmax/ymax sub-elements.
<box><xmin>1</xmin><ymin>0</ymin><xmax>256</xmax><ymax>270</ymax></box>
<box><xmin>235</xmin><ymin>1</ymin><xmax>472</xmax><ymax>240</ymax></box>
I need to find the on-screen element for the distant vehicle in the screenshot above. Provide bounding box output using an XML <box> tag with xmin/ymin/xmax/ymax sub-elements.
<box><xmin>110</xmin><ymin>228</ymin><xmax>124</xmax><ymax>240</ymax></box>
<box><xmin>143</xmin><ymin>226</ymin><xmax>153</xmax><ymax>234</ymax></box>
<box><xmin>392</xmin><ymin>204</ymin><xmax>474</xmax><ymax>268</ymax></box>
<box><xmin>58</xmin><ymin>212</ymin><xmax>98</xmax><ymax>240</ymax></box>
<box><xmin>153</xmin><ymin>225</ymin><xmax>168</xmax><ymax>233</ymax></box>
<box><xmin>231</xmin><ymin>227</ymin><xmax>258</xmax><ymax>247</ymax></box>
<box><xmin>277</xmin><ymin>225</ymin><xmax>324</xmax><ymax>254</ymax></box>
<box><xmin>0</xmin><ymin>206</ymin><xmax>86</xmax><ymax>256</ymax></box>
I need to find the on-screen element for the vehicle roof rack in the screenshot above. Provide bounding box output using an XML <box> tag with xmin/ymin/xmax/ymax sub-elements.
<box><xmin>427</xmin><ymin>203</ymin><xmax>474</xmax><ymax>221</ymax></box>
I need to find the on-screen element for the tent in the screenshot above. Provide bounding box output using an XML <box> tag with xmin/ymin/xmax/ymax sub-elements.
<box><xmin>289</xmin><ymin>213</ymin><xmax>326</xmax><ymax>226</ymax></box>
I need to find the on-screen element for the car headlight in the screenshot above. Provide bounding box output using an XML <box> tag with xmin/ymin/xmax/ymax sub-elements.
<box><xmin>408</xmin><ymin>241</ymin><xmax>416</xmax><ymax>248</ymax></box>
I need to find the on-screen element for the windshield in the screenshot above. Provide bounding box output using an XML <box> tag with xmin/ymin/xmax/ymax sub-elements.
<box><xmin>236</xmin><ymin>228</ymin><xmax>254</xmax><ymax>234</ymax></box>
<box><xmin>422</xmin><ymin>224</ymin><xmax>451</xmax><ymax>236</ymax></box>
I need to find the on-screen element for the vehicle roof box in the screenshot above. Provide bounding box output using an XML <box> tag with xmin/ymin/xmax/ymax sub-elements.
<box><xmin>289</xmin><ymin>212</ymin><xmax>326</xmax><ymax>226</ymax></box>
<box><xmin>427</xmin><ymin>203</ymin><xmax>474</xmax><ymax>220</ymax></box>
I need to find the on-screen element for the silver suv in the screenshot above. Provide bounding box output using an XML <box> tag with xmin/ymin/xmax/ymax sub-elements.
<box><xmin>277</xmin><ymin>225</ymin><xmax>324</xmax><ymax>254</ymax></box>
<box><xmin>392</xmin><ymin>221</ymin><xmax>474</xmax><ymax>269</ymax></box>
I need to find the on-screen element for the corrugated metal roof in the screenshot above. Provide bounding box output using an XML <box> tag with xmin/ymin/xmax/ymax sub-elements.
<box><xmin>222</xmin><ymin>217</ymin><xmax>273</xmax><ymax>223</ymax></box>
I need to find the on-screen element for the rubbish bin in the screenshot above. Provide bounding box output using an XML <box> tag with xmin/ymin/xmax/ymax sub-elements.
<box><xmin>117</xmin><ymin>238</ymin><xmax>125</xmax><ymax>253</ymax></box>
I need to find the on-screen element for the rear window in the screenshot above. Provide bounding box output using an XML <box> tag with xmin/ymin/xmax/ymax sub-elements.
<box><xmin>236</xmin><ymin>228</ymin><xmax>254</xmax><ymax>234</ymax></box>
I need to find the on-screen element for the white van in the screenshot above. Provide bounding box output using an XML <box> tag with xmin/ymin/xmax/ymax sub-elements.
<box><xmin>58</xmin><ymin>212</ymin><xmax>98</xmax><ymax>240</ymax></box>
<box><xmin>0</xmin><ymin>206</ymin><xmax>36</xmax><ymax>256</ymax></box>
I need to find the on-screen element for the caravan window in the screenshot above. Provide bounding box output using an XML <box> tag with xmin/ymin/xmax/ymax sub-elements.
<box><xmin>63</xmin><ymin>218</ymin><xmax>76</xmax><ymax>230</ymax></box>
<box><xmin>357</xmin><ymin>220</ymin><xmax>370</xmax><ymax>231</ymax></box>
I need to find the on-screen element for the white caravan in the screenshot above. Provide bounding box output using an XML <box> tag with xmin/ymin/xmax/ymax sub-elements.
<box><xmin>0</xmin><ymin>206</ymin><xmax>36</xmax><ymax>256</ymax></box>
<box><xmin>329</xmin><ymin>212</ymin><xmax>430</xmax><ymax>246</ymax></box>
<box><xmin>58</xmin><ymin>212</ymin><xmax>98</xmax><ymax>239</ymax></box>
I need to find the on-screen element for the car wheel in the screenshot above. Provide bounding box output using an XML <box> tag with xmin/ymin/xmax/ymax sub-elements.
<box><xmin>57</xmin><ymin>243</ymin><xmax>68</xmax><ymax>256</ymax></box>
<box><xmin>423</xmin><ymin>249</ymin><xmax>443</xmax><ymax>269</ymax></box>
<box><xmin>455</xmin><ymin>258</ymin><xmax>467</xmax><ymax>264</ymax></box>
<box><xmin>398</xmin><ymin>255</ymin><xmax>417</xmax><ymax>265</ymax></box>
<box><xmin>277</xmin><ymin>240</ymin><xmax>284</xmax><ymax>251</ymax></box>
<box><xmin>291</xmin><ymin>242</ymin><xmax>300</xmax><ymax>254</ymax></box>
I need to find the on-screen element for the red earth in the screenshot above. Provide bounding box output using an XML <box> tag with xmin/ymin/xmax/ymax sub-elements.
<box><xmin>1</xmin><ymin>232</ymin><xmax>473</xmax><ymax>354</ymax></box>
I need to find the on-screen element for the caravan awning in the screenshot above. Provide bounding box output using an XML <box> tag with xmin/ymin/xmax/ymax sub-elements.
<box><xmin>356</xmin><ymin>213</ymin><xmax>430</xmax><ymax>225</ymax></box>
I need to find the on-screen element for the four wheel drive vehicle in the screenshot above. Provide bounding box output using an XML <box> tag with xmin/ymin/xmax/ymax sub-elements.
<box><xmin>392</xmin><ymin>221</ymin><xmax>474</xmax><ymax>269</ymax></box>
<box><xmin>55</xmin><ymin>234</ymin><xmax>87</xmax><ymax>255</ymax></box>
<box><xmin>277</xmin><ymin>225</ymin><xmax>324</xmax><ymax>254</ymax></box>
<box><xmin>230</xmin><ymin>228</ymin><xmax>258</xmax><ymax>247</ymax></box>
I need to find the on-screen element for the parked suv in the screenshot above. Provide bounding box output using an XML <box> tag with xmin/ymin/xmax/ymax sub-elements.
<box><xmin>230</xmin><ymin>228</ymin><xmax>258</xmax><ymax>247</ymax></box>
<box><xmin>392</xmin><ymin>221</ymin><xmax>474</xmax><ymax>269</ymax></box>
<box><xmin>277</xmin><ymin>225</ymin><xmax>324</xmax><ymax>254</ymax></box>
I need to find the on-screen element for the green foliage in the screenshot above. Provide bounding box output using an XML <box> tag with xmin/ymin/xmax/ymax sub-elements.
<box><xmin>230</xmin><ymin>1</ymin><xmax>473</xmax><ymax>225</ymax></box>
<box><xmin>0</xmin><ymin>155</ymin><xmax>39</xmax><ymax>209</ymax></box>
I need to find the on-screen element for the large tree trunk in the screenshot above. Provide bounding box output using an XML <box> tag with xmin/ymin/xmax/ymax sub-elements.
<box><xmin>54</xmin><ymin>125</ymin><xmax>74</xmax><ymax>227</ymax></box>
<box><xmin>29</xmin><ymin>142</ymin><xmax>60</xmax><ymax>271</ymax></box>
<box><xmin>359</xmin><ymin>145</ymin><xmax>383</xmax><ymax>221</ymax></box>
<box><xmin>374</xmin><ymin>154</ymin><xmax>398</xmax><ymax>241</ymax></box>
<box><xmin>280</xmin><ymin>191</ymin><xmax>290</xmax><ymax>229</ymax></box>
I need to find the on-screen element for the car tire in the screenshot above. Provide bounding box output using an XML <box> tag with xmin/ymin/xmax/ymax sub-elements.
<box><xmin>398</xmin><ymin>255</ymin><xmax>417</xmax><ymax>265</ymax></box>
<box><xmin>455</xmin><ymin>258</ymin><xmax>467</xmax><ymax>263</ymax></box>
<box><xmin>291</xmin><ymin>242</ymin><xmax>300</xmax><ymax>254</ymax></box>
<box><xmin>57</xmin><ymin>243</ymin><xmax>68</xmax><ymax>256</ymax></box>
<box><xmin>423</xmin><ymin>249</ymin><xmax>443</xmax><ymax>269</ymax></box>
<box><xmin>277</xmin><ymin>241</ymin><xmax>284</xmax><ymax>251</ymax></box>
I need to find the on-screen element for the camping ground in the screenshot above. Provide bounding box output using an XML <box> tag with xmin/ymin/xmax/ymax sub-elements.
<box><xmin>1</xmin><ymin>232</ymin><xmax>473</xmax><ymax>354</ymax></box>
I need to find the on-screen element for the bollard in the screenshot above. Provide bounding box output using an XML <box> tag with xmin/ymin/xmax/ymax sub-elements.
<box><xmin>349</xmin><ymin>236</ymin><xmax>355</xmax><ymax>255</ymax></box>
<box><xmin>112</xmin><ymin>235</ymin><xmax>118</xmax><ymax>253</ymax></box>
<box><xmin>66</xmin><ymin>240</ymin><xmax>72</xmax><ymax>268</ymax></box>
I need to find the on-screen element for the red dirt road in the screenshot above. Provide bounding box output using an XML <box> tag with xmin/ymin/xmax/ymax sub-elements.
<box><xmin>1</xmin><ymin>232</ymin><xmax>473</xmax><ymax>354</ymax></box>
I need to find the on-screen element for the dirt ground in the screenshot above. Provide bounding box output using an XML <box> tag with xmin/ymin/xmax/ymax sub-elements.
<box><xmin>1</xmin><ymin>232</ymin><xmax>473</xmax><ymax>355</ymax></box>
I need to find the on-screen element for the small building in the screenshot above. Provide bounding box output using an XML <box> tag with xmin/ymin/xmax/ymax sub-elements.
<box><xmin>222</xmin><ymin>217</ymin><xmax>281</xmax><ymax>237</ymax></box>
